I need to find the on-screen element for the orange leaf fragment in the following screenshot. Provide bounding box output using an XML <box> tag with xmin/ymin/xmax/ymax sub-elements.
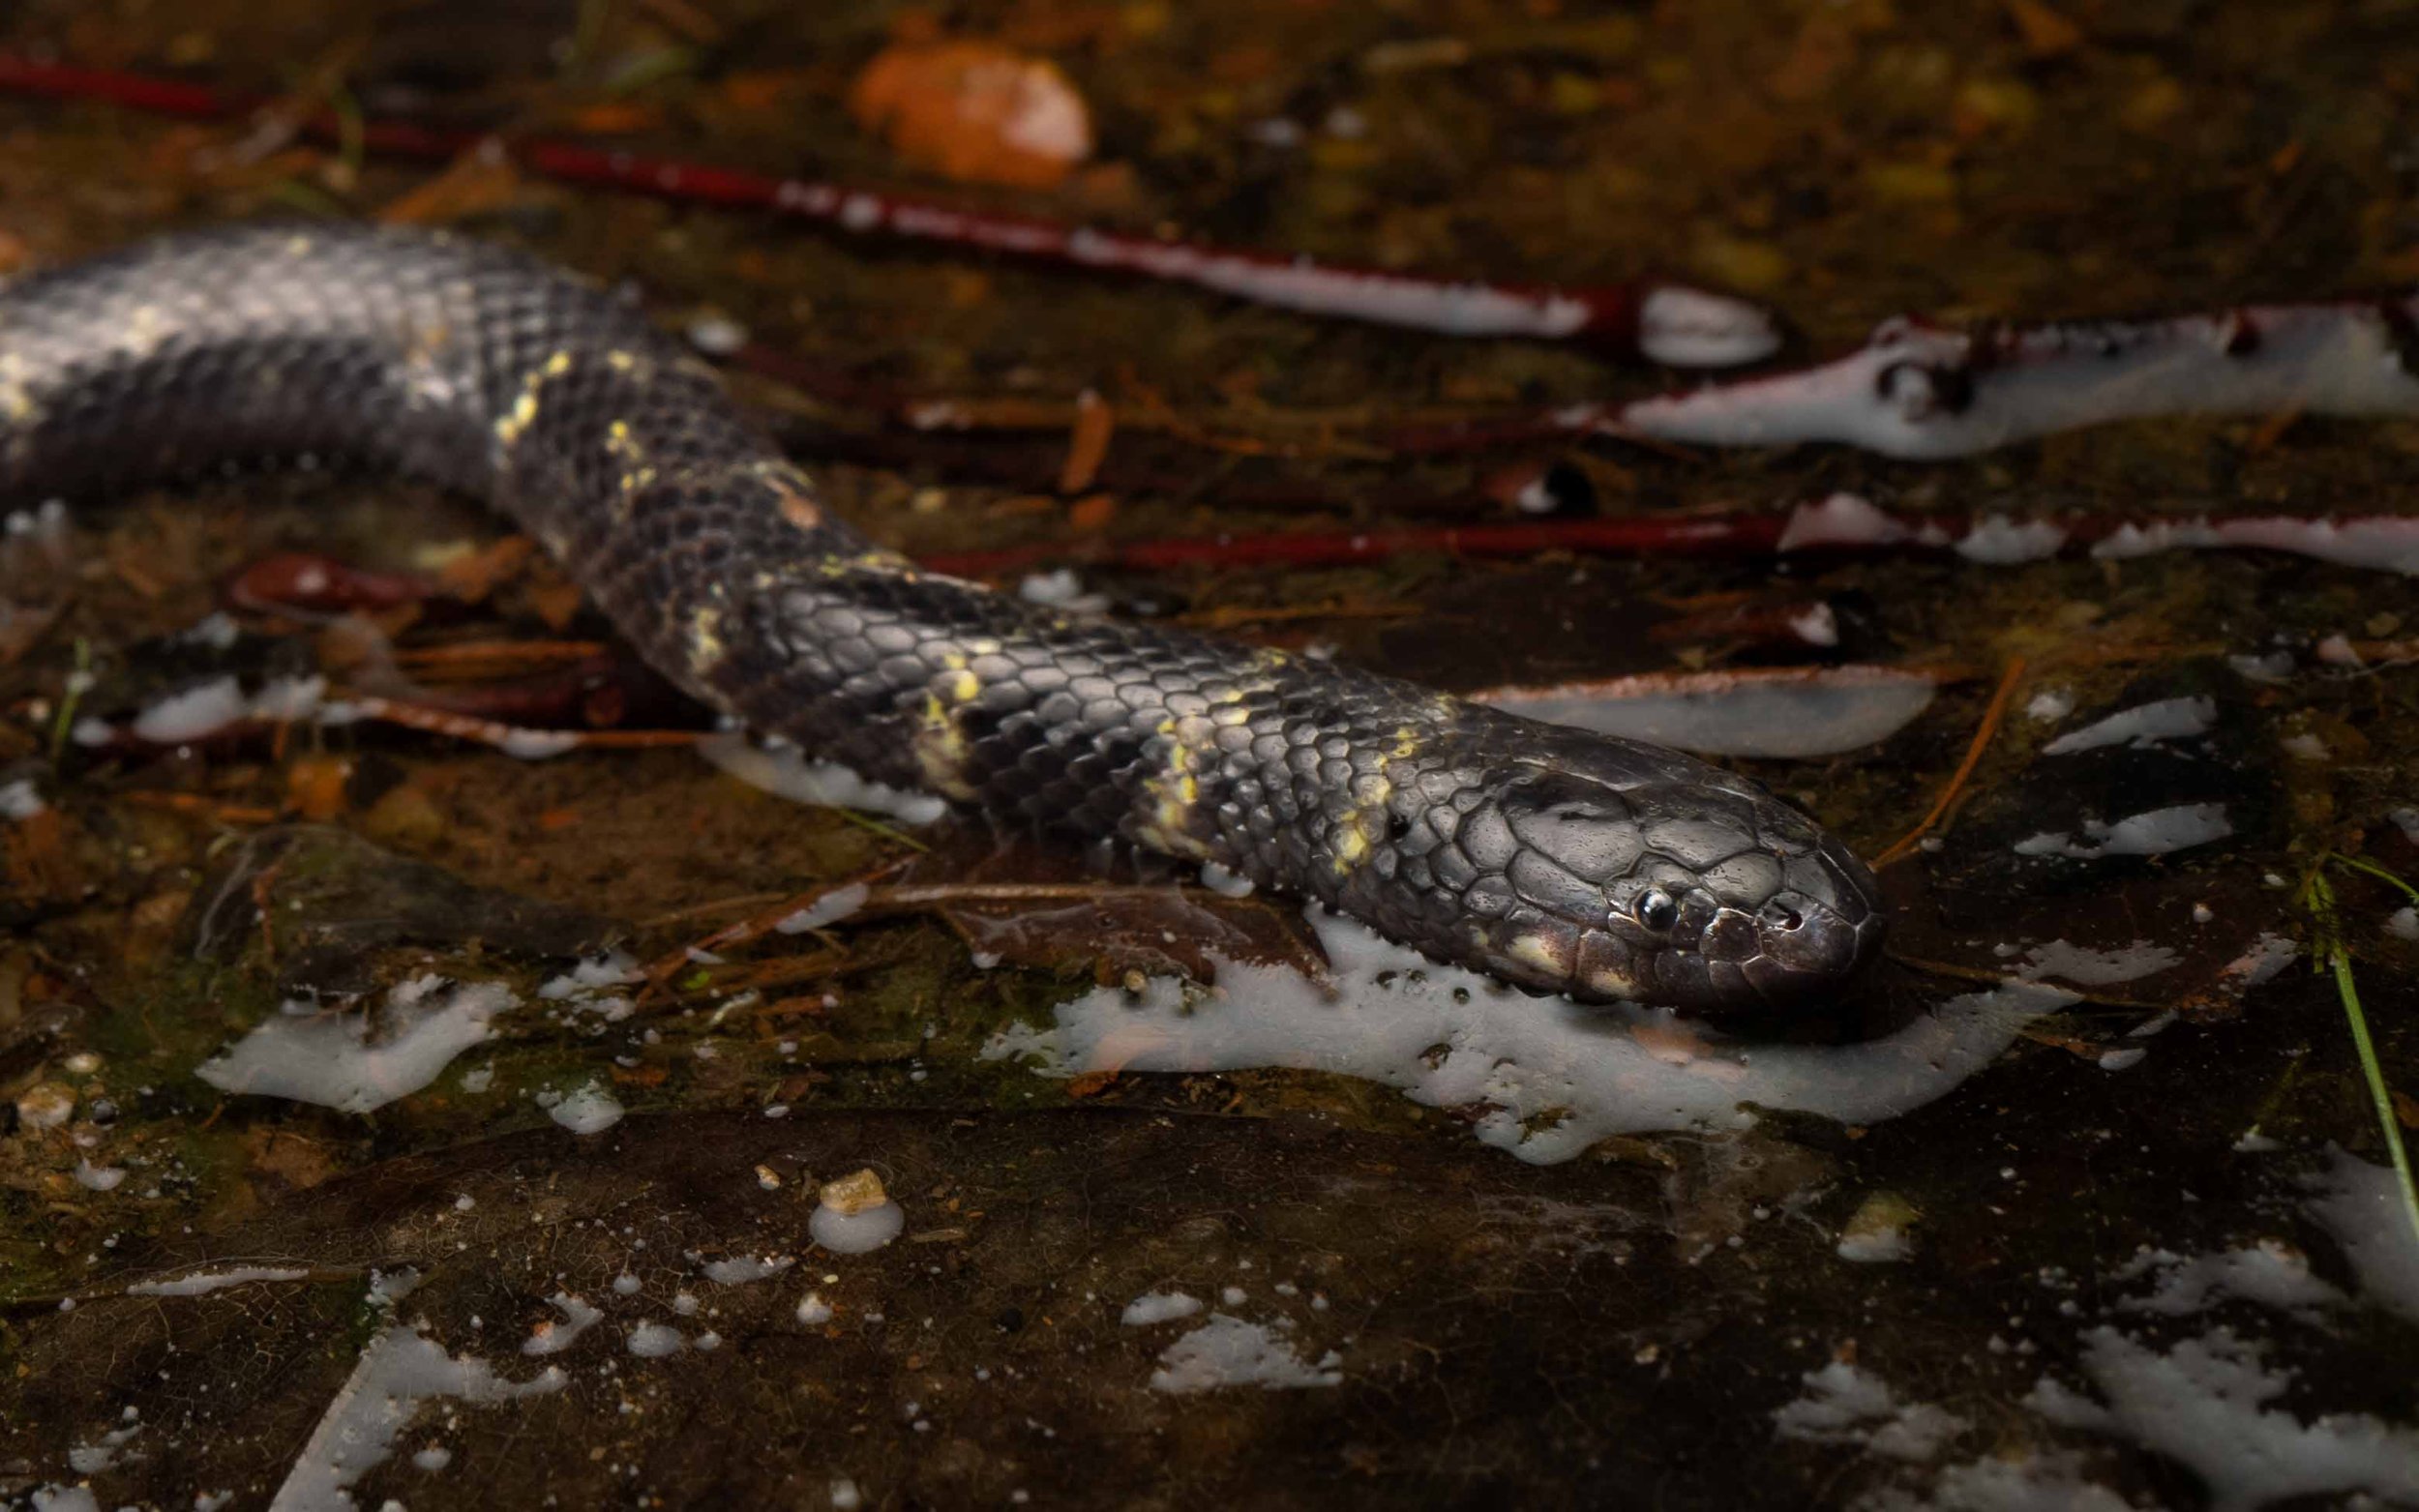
<box><xmin>848</xmin><ymin>40</ymin><xmax>1094</xmax><ymax>189</ymax></box>
<box><xmin>432</xmin><ymin>535</ymin><xmax>535</xmax><ymax>602</ymax></box>
<box><xmin>379</xmin><ymin>147</ymin><xmax>529</xmax><ymax>226</ymax></box>
<box><xmin>1064</xmin><ymin>1070</ymin><xmax>1120</xmax><ymax>1099</ymax></box>
<box><xmin>1066</xmin><ymin>492</ymin><xmax>1119</xmax><ymax>532</ymax></box>
<box><xmin>2003</xmin><ymin>0</ymin><xmax>2082</xmax><ymax>58</ymax></box>
<box><xmin>285</xmin><ymin>755</ymin><xmax>353</xmax><ymax>821</ymax></box>
<box><xmin>719</xmin><ymin>69</ymin><xmax>819</xmax><ymax>118</ymax></box>
<box><xmin>566</xmin><ymin>100</ymin><xmax>662</xmax><ymax>135</ymax></box>
<box><xmin>1058</xmin><ymin>388</ymin><xmax>1114</xmax><ymax>494</ymax></box>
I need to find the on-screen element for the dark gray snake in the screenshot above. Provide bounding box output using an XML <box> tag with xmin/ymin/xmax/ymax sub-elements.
<box><xmin>0</xmin><ymin>224</ymin><xmax>1884</xmax><ymax>1014</ymax></box>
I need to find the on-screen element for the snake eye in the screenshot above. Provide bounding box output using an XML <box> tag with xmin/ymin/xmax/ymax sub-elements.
<box><xmin>1629</xmin><ymin>888</ymin><xmax>1679</xmax><ymax>934</ymax></box>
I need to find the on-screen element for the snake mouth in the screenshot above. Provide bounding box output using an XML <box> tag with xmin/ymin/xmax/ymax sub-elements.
<box><xmin>1597</xmin><ymin>834</ymin><xmax>1883</xmax><ymax>1015</ymax></box>
<box><xmin>1702</xmin><ymin>836</ymin><xmax>1887</xmax><ymax>1012</ymax></box>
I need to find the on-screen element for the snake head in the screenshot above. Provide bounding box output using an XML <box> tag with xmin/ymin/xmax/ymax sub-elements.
<box><xmin>1435</xmin><ymin>752</ymin><xmax>1885</xmax><ymax>1016</ymax></box>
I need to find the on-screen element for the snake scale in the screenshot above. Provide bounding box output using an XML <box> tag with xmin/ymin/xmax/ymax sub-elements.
<box><xmin>0</xmin><ymin>224</ymin><xmax>1885</xmax><ymax>1014</ymax></box>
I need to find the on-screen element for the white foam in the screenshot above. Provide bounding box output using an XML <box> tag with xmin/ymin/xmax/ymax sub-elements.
<box><xmin>177</xmin><ymin>610</ymin><xmax>240</xmax><ymax>650</ymax></box>
<box><xmin>2028</xmin><ymin>1325</ymin><xmax>2419</xmax><ymax>1512</ymax></box>
<box><xmin>810</xmin><ymin>1201</ymin><xmax>905</xmax><ymax>1255</ymax></box>
<box><xmin>984</xmin><ymin>904</ymin><xmax>2074</xmax><ymax>1165</ymax></box>
<box><xmin>696</xmin><ymin>730</ymin><xmax>947</xmax><ymax>825</ymax></box>
<box><xmin>1835</xmin><ymin>1225</ymin><xmax>1914</xmax><ymax>1264</ymax></box>
<box><xmin>0</xmin><ymin>777</ymin><xmax>45</xmax><ymax>820</ymax></box>
<box><xmin>2040</xmin><ymin>697</ymin><xmax>2216</xmax><ymax>755</ymax></box>
<box><xmin>1018</xmin><ymin>568</ymin><xmax>1084</xmax><ymax>605</ymax></box>
<box><xmin>1477</xmin><ymin>667</ymin><xmax>1936</xmax><ymax>759</ymax></box>
<box><xmin>545</xmin><ymin>1081</ymin><xmax>624</xmax><ymax>1135</ymax></box>
<box><xmin>702</xmin><ymin>1254</ymin><xmax>794</xmax><ymax>1285</ymax></box>
<box><xmin>2012</xmin><ymin>803</ymin><xmax>2232</xmax><ymax>859</ymax></box>
<box><xmin>498</xmin><ymin>727</ymin><xmax>582</xmax><ymax>760</ymax></box>
<box><xmin>1148</xmin><ymin>1315</ymin><xmax>1341</xmax><ymax>1394</ymax></box>
<box><xmin>1197</xmin><ymin>861</ymin><xmax>1256</xmax><ymax>897</ymax></box>
<box><xmin>67</xmin><ymin>1415</ymin><xmax>140</xmax><ymax>1473</ymax></box>
<box><xmin>2303</xmin><ymin>1148</ymin><xmax>2419</xmax><ymax>1322</ymax></box>
<box><xmin>1955</xmin><ymin>515</ymin><xmax>2069</xmax><ymax>565</ymax></box>
<box><xmin>537</xmin><ymin>952</ymin><xmax>644</xmax><ymax>1000</ymax></box>
<box><xmin>521</xmin><ymin>1293</ymin><xmax>602</xmax><ymax>1356</ymax></box>
<box><xmin>2093</xmin><ymin>515</ymin><xmax>2419</xmax><ymax>576</ymax></box>
<box><xmin>250</xmin><ymin>674</ymin><xmax>328</xmax><ymax>723</ymax></box>
<box><xmin>2014</xmin><ymin>940</ymin><xmax>2181</xmax><ymax>988</ymax></box>
<box><xmin>1150</xmin><ymin>250</ymin><xmax>1609</xmax><ymax>344</ymax></box>
<box><xmin>1620</xmin><ymin>300</ymin><xmax>2419</xmax><ymax>460</ymax></box>
<box><xmin>1764</xmin><ymin>609</ymin><xmax>1831</xmax><ymax>657</ymax></box>
<box><xmin>132</xmin><ymin>676</ymin><xmax>249</xmax><ymax>744</ymax></box>
<box><xmin>197</xmin><ymin>981</ymin><xmax>520</xmax><ymax>1114</ymax></box>
<box><xmin>626</xmin><ymin>1321</ymin><xmax>686</xmax><ymax>1358</ymax></box>
<box><xmin>1773</xmin><ymin>1360</ymin><xmax>1967</xmax><ymax>1463</ymax></box>
<box><xmin>1120</xmin><ymin>1290</ymin><xmax>1204</xmax><ymax>1326</ymax></box>
<box><xmin>1636</xmin><ymin>285</ymin><xmax>1785</xmax><ymax>368</ymax></box>
<box><xmin>127</xmin><ymin>1265</ymin><xmax>314</xmax><ymax>1297</ymax></box>
<box><xmin>1867</xmin><ymin>1450</ymin><xmax>2149</xmax><ymax>1512</ymax></box>
<box><xmin>2112</xmin><ymin>1240</ymin><xmax>2343</xmax><ymax>1318</ymax></box>
<box><xmin>777</xmin><ymin>882</ymin><xmax>870</xmax><ymax>934</ymax></box>
<box><xmin>1777</xmin><ymin>492</ymin><xmax>1912</xmax><ymax>551</ymax></box>
<box><xmin>268</xmin><ymin>1325</ymin><xmax>564</xmax><ymax>1512</ymax></box>
<box><xmin>686</xmin><ymin>312</ymin><xmax>749</xmax><ymax>356</ymax></box>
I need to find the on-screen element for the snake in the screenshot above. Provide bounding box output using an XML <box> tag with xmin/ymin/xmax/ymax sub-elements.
<box><xmin>0</xmin><ymin>223</ymin><xmax>1885</xmax><ymax>1015</ymax></box>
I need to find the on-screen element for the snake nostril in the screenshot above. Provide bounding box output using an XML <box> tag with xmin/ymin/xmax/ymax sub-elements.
<box><xmin>1763</xmin><ymin>904</ymin><xmax>1804</xmax><ymax>932</ymax></box>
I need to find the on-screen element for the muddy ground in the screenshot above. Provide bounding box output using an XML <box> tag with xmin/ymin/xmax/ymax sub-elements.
<box><xmin>2</xmin><ymin>1</ymin><xmax>2417</xmax><ymax>1508</ymax></box>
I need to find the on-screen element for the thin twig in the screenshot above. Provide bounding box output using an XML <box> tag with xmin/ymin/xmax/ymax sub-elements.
<box><xmin>1873</xmin><ymin>656</ymin><xmax>2027</xmax><ymax>869</ymax></box>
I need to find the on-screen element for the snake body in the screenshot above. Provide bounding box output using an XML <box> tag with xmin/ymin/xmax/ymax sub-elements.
<box><xmin>0</xmin><ymin>224</ymin><xmax>1883</xmax><ymax>1013</ymax></box>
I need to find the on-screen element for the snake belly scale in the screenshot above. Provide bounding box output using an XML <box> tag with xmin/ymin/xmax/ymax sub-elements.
<box><xmin>0</xmin><ymin>224</ymin><xmax>1885</xmax><ymax>1014</ymax></box>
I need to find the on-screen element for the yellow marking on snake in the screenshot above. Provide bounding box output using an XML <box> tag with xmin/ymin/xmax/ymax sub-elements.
<box><xmin>494</xmin><ymin>350</ymin><xmax>579</xmax><ymax>446</ymax></box>
<box><xmin>1135</xmin><ymin>717</ymin><xmax>1214</xmax><ymax>860</ymax></box>
<box><xmin>1330</xmin><ymin>819</ymin><xmax>1370</xmax><ymax>874</ymax></box>
<box><xmin>1583</xmin><ymin>964</ymin><xmax>1640</xmax><ymax>1000</ymax></box>
<box><xmin>911</xmin><ymin>667</ymin><xmax>985</xmax><ymax>797</ymax></box>
<box><xmin>1507</xmin><ymin>932</ymin><xmax>1571</xmax><ymax>977</ymax></box>
<box><xmin>1326</xmin><ymin>767</ymin><xmax>1395</xmax><ymax>876</ymax></box>
<box><xmin>121</xmin><ymin>304</ymin><xmax>171</xmax><ymax>359</ymax></box>
<box><xmin>0</xmin><ymin>353</ymin><xmax>33</xmax><ymax>423</ymax></box>
<box><xmin>687</xmin><ymin>606</ymin><xmax>727</xmax><ymax>671</ymax></box>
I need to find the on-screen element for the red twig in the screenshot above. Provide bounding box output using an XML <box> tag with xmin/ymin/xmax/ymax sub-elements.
<box><xmin>919</xmin><ymin>513</ymin><xmax>1788</xmax><ymax>577</ymax></box>
<box><xmin>0</xmin><ymin>50</ymin><xmax>1769</xmax><ymax>362</ymax></box>
<box><xmin>911</xmin><ymin>500</ymin><xmax>2419</xmax><ymax>578</ymax></box>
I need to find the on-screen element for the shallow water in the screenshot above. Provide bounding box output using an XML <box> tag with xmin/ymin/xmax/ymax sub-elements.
<box><xmin>2</xmin><ymin>0</ymin><xmax>2416</xmax><ymax>1508</ymax></box>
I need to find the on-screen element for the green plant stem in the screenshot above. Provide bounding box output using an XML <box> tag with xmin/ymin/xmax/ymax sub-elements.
<box><xmin>2325</xmin><ymin>944</ymin><xmax>2419</xmax><ymax>1254</ymax></box>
